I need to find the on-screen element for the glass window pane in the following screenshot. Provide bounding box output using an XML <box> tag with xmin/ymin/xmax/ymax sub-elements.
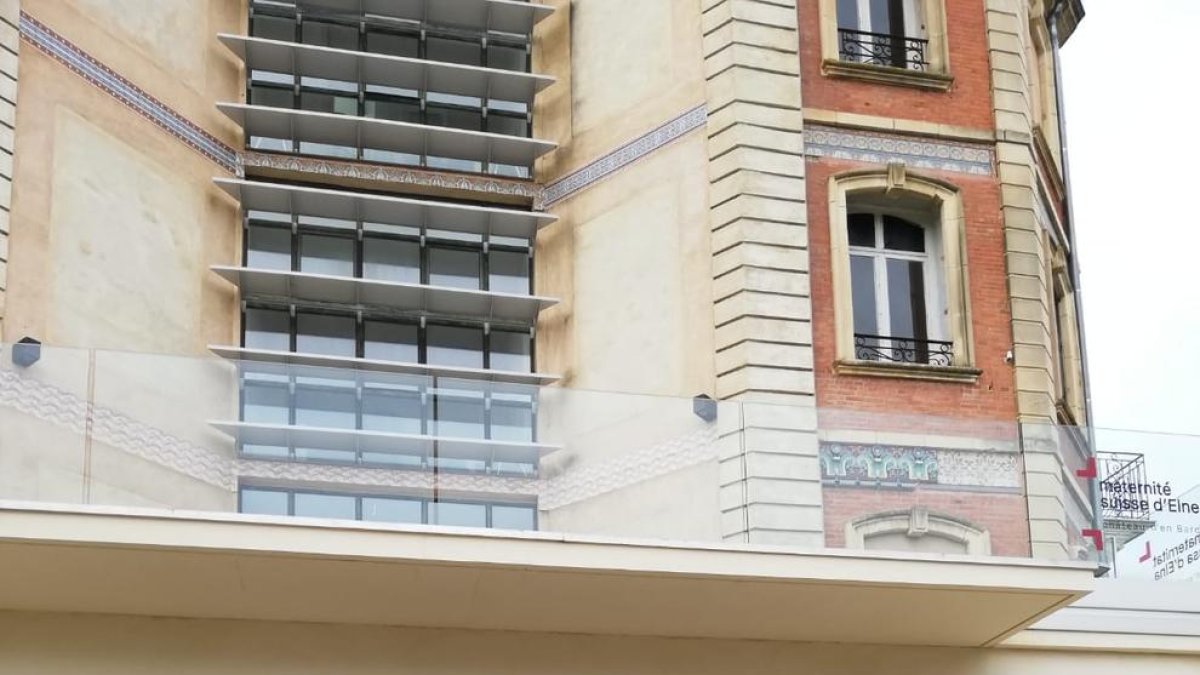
<box><xmin>489</xmin><ymin>250</ymin><xmax>529</xmax><ymax>294</ymax></box>
<box><xmin>850</xmin><ymin>255</ymin><xmax>877</xmax><ymax>335</ymax></box>
<box><xmin>363</xmin><ymin>497</ymin><xmax>423</xmax><ymax>524</ymax></box>
<box><xmin>241</xmin><ymin>443</ymin><xmax>289</xmax><ymax>459</ymax></box>
<box><xmin>427</xmin><ymin>325</ymin><xmax>484</xmax><ymax>368</ymax></box>
<box><xmin>364</xmin><ymin>321</ymin><xmax>419</xmax><ymax>363</ymax></box>
<box><xmin>294</xmin><ymin>445</ymin><xmax>356</xmax><ymax>464</ymax></box>
<box><xmin>427</xmin><ymin>156</ymin><xmax>483</xmax><ymax>173</ymax></box>
<box><xmin>430</xmin><ymin>501</ymin><xmax>487</xmax><ymax>527</ymax></box>
<box><xmin>247</xmin><ymin>225</ymin><xmax>292</xmax><ymax>270</ymax></box>
<box><xmin>362</xmin><ymin>384</ymin><xmax>423</xmax><ymax>434</ymax></box>
<box><xmin>883</xmin><ymin>216</ymin><xmax>925</xmax><ymax>252</ymax></box>
<box><xmin>427</xmin><ymin>105</ymin><xmax>482</xmax><ymax>132</ymax></box>
<box><xmin>365</xmin><ymin>96</ymin><xmax>421</xmax><ymax>123</ymax></box>
<box><xmin>836</xmin><ymin>0</ymin><xmax>859</xmax><ymax>28</ymax></box>
<box><xmin>296</xmin><ymin>313</ymin><xmax>356</xmax><ymax>357</ymax></box>
<box><xmin>299</xmin><ymin>141</ymin><xmax>357</xmax><ymax>159</ymax></box>
<box><xmin>868</xmin><ymin>0</ymin><xmax>892</xmax><ymax>33</ymax></box>
<box><xmin>299</xmin><ymin>234</ymin><xmax>354</xmax><ymax>277</ymax></box>
<box><xmin>294</xmin><ymin>379</ymin><xmax>357</xmax><ymax>429</ymax></box>
<box><xmin>848</xmin><ymin>213</ymin><xmax>876</xmax><ymax>247</ymax></box>
<box><xmin>490</xmin><ymin>330</ymin><xmax>531</xmax><ymax>372</ymax></box>
<box><xmin>427</xmin><ymin>37</ymin><xmax>481</xmax><ymax>66</ymax></box>
<box><xmin>886</xmin><ymin>258</ymin><xmax>927</xmax><ymax>340</ymax></box>
<box><xmin>250</xmin><ymin>84</ymin><xmax>294</xmax><ymax>109</ymax></box>
<box><xmin>491</xmin><ymin>391</ymin><xmax>534</xmax><ymax>442</ymax></box>
<box><xmin>252</xmin><ymin>14</ymin><xmax>295</xmax><ymax>42</ymax></box>
<box><xmin>363</xmin><ymin>238</ymin><xmax>420</xmax><ymax>283</ymax></box>
<box><xmin>487</xmin><ymin>44</ymin><xmax>527</xmax><ymax>72</ymax></box>
<box><xmin>300</xmin><ymin>90</ymin><xmax>358</xmax><ymax>116</ymax></box>
<box><xmin>242</xmin><ymin>380</ymin><xmax>290</xmax><ymax>425</ymax></box>
<box><xmin>492</xmin><ymin>505</ymin><xmax>536</xmax><ymax>531</ymax></box>
<box><xmin>293</xmin><ymin>492</ymin><xmax>357</xmax><ymax>520</ymax></box>
<box><xmin>241</xmin><ymin>488</ymin><xmax>289</xmax><ymax>516</ymax></box>
<box><xmin>367</xmin><ymin>30</ymin><xmax>418</xmax><ymax>58</ymax></box>
<box><xmin>435</xmin><ymin>389</ymin><xmax>485</xmax><ymax>439</ymax></box>
<box><xmin>302</xmin><ymin>19</ymin><xmax>358</xmax><ymax>51</ymax></box>
<box><xmin>487</xmin><ymin>114</ymin><xmax>528</xmax><ymax>138</ymax></box>
<box><xmin>244</xmin><ymin>308</ymin><xmax>290</xmax><ymax>351</ymax></box>
<box><xmin>429</xmin><ymin>248</ymin><xmax>481</xmax><ymax>289</ymax></box>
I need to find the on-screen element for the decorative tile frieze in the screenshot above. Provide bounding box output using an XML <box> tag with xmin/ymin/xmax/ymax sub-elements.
<box><xmin>238</xmin><ymin>458</ymin><xmax>539</xmax><ymax>496</ymax></box>
<box><xmin>805</xmin><ymin>124</ymin><xmax>994</xmax><ymax>176</ymax></box>
<box><xmin>820</xmin><ymin>442</ymin><xmax>1022</xmax><ymax>489</ymax></box>
<box><xmin>18</xmin><ymin>12</ymin><xmax>240</xmax><ymax>173</ymax></box>
<box><xmin>241</xmin><ymin>151</ymin><xmax>543</xmax><ymax>202</ymax></box>
<box><xmin>541</xmin><ymin>104</ymin><xmax>708</xmax><ymax>208</ymax></box>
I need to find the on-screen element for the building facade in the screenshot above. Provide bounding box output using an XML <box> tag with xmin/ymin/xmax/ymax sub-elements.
<box><xmin>0</xmin><ymin>0</ymin><xmax>1197</xmax><ymax>672</ymax></box>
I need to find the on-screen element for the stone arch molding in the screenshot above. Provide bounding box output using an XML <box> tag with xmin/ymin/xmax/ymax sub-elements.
<box><xmin>845</xmin><ymin>506</ymin><xmax>992</xmax><ymax>555</ymax></box>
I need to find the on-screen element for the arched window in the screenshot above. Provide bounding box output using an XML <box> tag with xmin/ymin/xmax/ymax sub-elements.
<box><xmin>828</xmin><ymin>170</ymin><xmax>977</xmax><ymax>381</ymax></box>
<box><xmin>848</xmin><ymin>209</ymin><xmax>948</xmax><ymax>366</ymax></box>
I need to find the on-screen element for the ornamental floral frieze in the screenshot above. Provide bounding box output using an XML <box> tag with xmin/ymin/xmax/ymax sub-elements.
<box><xmin>821</xmin><ymin>442</ymin><xmax>1022</xmax><ymax>490</ymax></box>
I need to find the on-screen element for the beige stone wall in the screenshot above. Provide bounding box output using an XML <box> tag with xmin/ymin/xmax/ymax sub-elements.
<box><xmin>0</xmin><ymin>0</ymin><xmax>16</xmax><ymax>342</ymax></box>
<box><xmin>986</xmin><ymin>0</ymin><xmax>1086</xmax><ymax>560</ymax></box>
<box><xmin>701</xmin><ymin>0</ymin><xmax>820</xmax><ymax>546</ymax></box>
<box><xmin>534</xmin><ymin>0</ymin><xmax>716</xmax><ymax>398</ymax></box>
<box><xmin>4</xmin><ymin>0</ymin><xmax>243</xmax><ymax>354</ymax></box>
<box><xmin>3</xmin><ymin>611</ymin><xmax>1199</xmax><ymax>675</ymax></box>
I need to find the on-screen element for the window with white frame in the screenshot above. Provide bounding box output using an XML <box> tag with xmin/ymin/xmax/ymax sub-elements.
<box><xmin>847</xmin><ymin>209</ymin><xmax>949</xmax><ymax>366</ymax></box>
<box><xmin>835</xmin><ymin>0</ymin><xmax>929</xmax><ymax>70</ymax></box>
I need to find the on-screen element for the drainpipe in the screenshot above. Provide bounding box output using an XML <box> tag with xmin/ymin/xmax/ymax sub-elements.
<box><xmin>1046</xmin><ymin>0</ymin><xmax>1107</xmax><ymax>574</ymax></box>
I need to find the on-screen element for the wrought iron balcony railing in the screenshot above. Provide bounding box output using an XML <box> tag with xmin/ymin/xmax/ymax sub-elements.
<box><xmin>837</xmin><ymin>28</ymin><xmax>929</xmax><ymax>71</ymax></box>
<box><xmin>854</xmin><ymin>333</ymin><xmax>953</xmax><ymax>366</ymax></box>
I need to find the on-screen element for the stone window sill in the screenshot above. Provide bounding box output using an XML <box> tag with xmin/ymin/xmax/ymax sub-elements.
<box><xmin>834</xmin><ymin>359</ymin><xmax>981</xmax><ymax>384</ymax></box>
<box><xmin>821</xmin><ymin>59</ymin><xmax>954</xmax><ymax>92</ymax></box>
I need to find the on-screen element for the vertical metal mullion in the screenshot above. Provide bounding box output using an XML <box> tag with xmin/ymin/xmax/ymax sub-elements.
<box><xmin>292</xmin><ymin>11</ymin><xmax>302</xmax><ymax>153</ymax></box>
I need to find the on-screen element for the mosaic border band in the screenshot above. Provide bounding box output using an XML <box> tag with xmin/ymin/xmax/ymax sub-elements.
<box><xmin>805</xmin><ymin>124</ymin><xmax>994</xmax><ymax>176</ymax></box>
<box><xmin>18</xmin><ymin>12</ymin><xmax>240</xmax><ymax>173</ymax></box>
<box><xmin>542</xmin><ymin>104</ymin><xmax>709</xmax><ymax>208</ymax></box>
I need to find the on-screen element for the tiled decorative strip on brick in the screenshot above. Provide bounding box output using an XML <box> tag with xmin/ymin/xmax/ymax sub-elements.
<box><xmin>805</xmin><ymin>124</ymin><xmax>994</xmax><ymax>176</ymax></box>
<box><xmin>18</xmin><ymin>12</ymin><xmax>239</xmax><ymax>173</ymax></box>
<box><xmin>541</xmin><ymin>104</ymin><xmax>708</xmax><ymax>208</ymax></box>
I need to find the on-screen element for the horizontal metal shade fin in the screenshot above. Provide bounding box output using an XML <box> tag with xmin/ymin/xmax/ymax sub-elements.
<box><xmin>217</xmin><ymin>103</ymin><xmax>557</xmax><ymax>166</ymax></box>
<box><xmin>214</xmin><ymin>178</ymin><xmax>553</xmax><ymax>240</ymax></box>
<box><xmin>293</xmin><ymin>0</ymin><xmax>555</xmax><ymax>35</ymax></box>
<box><xmin>212</xmin><ymin>421</ymin><xmax>560</xmax><ymax>463</ymax></box>
<box><xmin>213</xmin><ymin>266</ymin><xmax>558</xmax><ymax>323</ymax></box>
<box><xmin>208</xmin><ymin>345</ymin><xmax>561</xmax><ymax>385</ymax></box>
<box><xmin>220</xmin><ymin>34</ymin><xmax>555</xmax><ymax>104</ymax></box>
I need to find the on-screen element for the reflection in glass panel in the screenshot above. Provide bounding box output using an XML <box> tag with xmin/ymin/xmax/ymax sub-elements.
<box><xmin>365</xmin><ymin>96</ymin><xmax>421</xmax><ymax>123</ymax></box>
<box><xmin>849</xmin><ymin>255</ymin><xmax>877</xmax><ymax>335</ymax></box>
<box><xmin>361</xmin><ymin>383</ymin><xmax>423</xmax><ymax>434</ymax></box>
<box><xmin>492</xmin><ymin>505</ymin><xmax>536</xmax><ymax>531</ymax></box>
<box><xmin>490</xmin><ymin>392</ymin><xmax>534</xmax><ymax>443</ymax></box>
<box><xmin>886</xmin><ymin>258</ymin><xmax>926</xmax><ymax>340</ymax></box>
<box><xmin>426</xmin><ymin>105</ymin><xmax>482</xmax><ymax>132</ymax></box>
<box><xmin>488</xmin><ymin>250</ymin><xmax>530</xmax><ymax>294</ymax></box>
<box><xmin>429</xmin><ymin>248</ymin><xmax>481</xmax><ymax>289</ymax></box>
<box><xmin>426</xmin><ymin>156</ymin><xmax>483</xmax><ymax>173</ymax></box>
<box><xmin>487</xmin><ymin>114</ymin><xmax>528</xmax><ymax>138</ymax></box>
<box><xmin>296</xmin><ymin>313</ymin><xmax>356</xmax><ymax>357</ymax></box>
<box><xmin>435</xmin><ymin>389</ymin><xmax>485</xmax><ymax>439</ymax></box>
<box><xmin>294</xmin><ymin>492</ymin><xmax>357</xmax><ymax>520</ymax></box>
<box><xmin>299</xmin><ymin>141</ymin><xmax>358</xmax><ymax>159</ymax></box>
<box><xmin>240</xmin><ymin>488</ymin><xmax>289</xmax><ymax>516</ymax></box>
<box><xmin>242</xmin><ymin>378</ymin><xmax>290</xmax><ymax>425</ymax></box>
<box><xmin>244</xmin><ymin>308</ymin><xmax>290</xmax><ymax>351</ymax></box>
<box><xmin>489</xmin><ymin>331</ymin><xmax>532</xmax><ymax>372</ymax></box>
<box><xmin>362</xmin><ymin>497</ymin><xmax>423</xmax><ymax>524</ymax></box>
<box><xmin>364</xmin><ymin>321</ymin><xmax>419</xmax><ymax>363</ymax></box>
<box><xmin>294</xmin><ymin>378</ymin><xmax>357</xmax><ymax>429</ymax></box>
<box><xmin>250</xmin><ymin>84</ymin><xmax>294</xmax><ymax>109</ymax></box>
<box><xmin>294</xmin><ymin>445</ymin><xmax>356</xmax><ymax>464</ymax></box>
<box><xmin>247</xmin><ymin>225</ymin><xmax>292</xmax><ymax>270</ymax></box>
<box><xmin>363</xmin><ymin>238</ymin><xmax>420</xmax><ymax>283</ymax></box>
<box><xmin>427</xmin><ymin>37</ymin><xmax>482</xmax><ymax>66</ymax></box>
<box><xmin>430</xmin><ymin>502</ymin><xmax>487</xmax><ymax>527</ymax></box>
<box><xmin>241</xmin><ymin>443</ymin><xmax>289</xmax><ymax>459</ymax></box>
<box><xmin>868</xmin><ymin>0</ymin><xmax>892</xmax><ymax>33</ymax></box>
<box><xmin>426</xmin><ymin>325</ymin><xmax>484</xmax><ymax>368</ymax></box>
<box><xmin>299</xmin><ymin>234</ymin><xmax>354</xmax><ymax>276</ymax></box>
<box><xmin>836</xmin><ymin>0</ymin><xmax>859</xmax><ymax>29</ymax></box>
<box><xmin>252</xmin><ymin>14</ymin><xmax>295</xmax><ymax>41</ymax></box>
<box><xmin>366</xmin><ymin>30</ymin><xmax>418</xmax><ymax>58</ymax></box>
<box><xmin>487</xmin><ymin>44</ymin><xmax>527</xmax><ymax>72</ymax></box>
<box><xmin>300</xmin><ymin>90</ymin><xmax>358</xmax><ymax>116</ymax></box>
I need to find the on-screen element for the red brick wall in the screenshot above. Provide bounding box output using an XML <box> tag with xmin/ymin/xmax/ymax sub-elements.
<box><xmin>797</xmin><ymin>0</ymin><xmax>995</xmax><ymax>130</ymax></box>
<box><xmin>807</xmin><ymin>158</ymin><xmax>1017</xmax><ymax>421</ymax></box>
<box><xmin>824</xmin><ymin>487</ymin><xmax>1031</xmax><ymax>556</ymax></box>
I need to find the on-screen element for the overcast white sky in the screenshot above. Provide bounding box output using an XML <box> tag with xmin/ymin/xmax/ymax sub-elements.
<box><xmin>1061</xmin><ymin>1</ymin><xmax>1200</xmax><ymax>437</ymax></box>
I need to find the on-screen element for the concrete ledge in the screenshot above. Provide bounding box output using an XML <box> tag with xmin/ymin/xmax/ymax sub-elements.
<box><xmin>821</xmin><ymin>59</ymin><xmax>954</xmax><ymax>92</ymax></box>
